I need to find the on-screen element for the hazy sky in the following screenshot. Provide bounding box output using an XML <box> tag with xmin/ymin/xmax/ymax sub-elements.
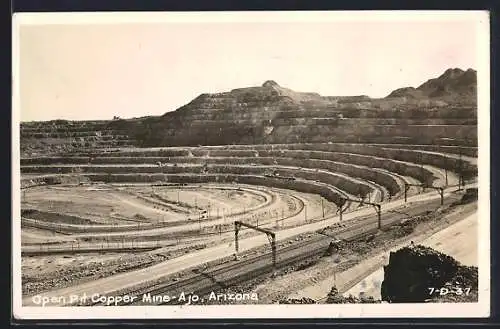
<box><xmin>15</xmin><ymin>12</ymin><xmax>487</xmax><ymax>122</ymax></box>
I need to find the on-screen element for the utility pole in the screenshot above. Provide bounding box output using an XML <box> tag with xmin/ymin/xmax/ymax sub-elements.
<box><xmin>439</xmin><ymin>145</ymin><xmax>449</xmax><ymax>187</ymax></box>
<box><xmin>234</xmin><ymin>221</ymin><xmax>276</xmax><ymax>271</ymax></box>
<box><xmin>234</xmin><ymin>222</ymin><xmax>239</xmax><ymax>253</ymax></box>
<box><xmin>404</xmin><ymin>183</ymin><xmax>410</xmax><ymax>202</ymax></box>
<box><xmin>337</xmin><ymin>200</ymin><xmax>346</xmax><ymax>222</ymax></box>
<box><xmin>437</xmin><ymin>187</ymin><xmax>444</xmax><ymax>205</ymax></box>
<box><xmin>444</xmin><ymin>156</ymin><xmax>448</xmax><ymax>186</ymax></box>
<box><xmin>375</xmin><ymin>204</ymin><xmax>381</xmax><ymax>230</ymax></box>
<box><xmin>321</xmin><ymin>198</ymin><xmax>325</xmax><ymax>218</ymax></box>
<box><xmin>304</xmin><ymin>204</ymin><xmax>307</xmax><ymax>222</ymax></box>
<box><xmin>458</xmin><ymin>146</ymin><xmax>463</xmax><ymax>191</ymax></box>
<box><xmin>339</xmin><ymin>197</ymin><xmax>381</xmax><ymax>229</ymax></box>
<box><xmin>419</xmin><ymin>153</ymin><xmax>424</xmax><ymax>184</ymax></box>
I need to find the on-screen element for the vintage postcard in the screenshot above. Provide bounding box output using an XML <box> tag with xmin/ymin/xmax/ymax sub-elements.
<box><xmin>12</xmin><ymin>11</ymin><xmax>490</xmax><ymax>320</ymax></box>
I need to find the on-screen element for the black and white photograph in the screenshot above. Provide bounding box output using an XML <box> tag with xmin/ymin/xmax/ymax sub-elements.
<box><xmin>12</xmin><ymin>11</ymin><xmax>490</xmax><ymax>319</ymax></box>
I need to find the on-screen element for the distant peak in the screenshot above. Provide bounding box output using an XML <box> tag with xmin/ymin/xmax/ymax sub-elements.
<box><xmin>262</xmin><ymin>80</ymin><xmax>280</xmax><ymax>88</ymax></box>
<box><xmin>440</xmin><ymin>68</ymin><xmax>465</xmax><ymax>79</ymax></box>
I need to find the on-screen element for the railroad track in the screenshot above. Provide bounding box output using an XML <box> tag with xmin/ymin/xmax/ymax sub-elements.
<box><xmin>84</xmin><ymin>195</ymin><xmax>459</xmax><ymax>306</ymax></box>
<box><xmin>83</xmin><ymin>236</ymin><xmax>329</xmax><ymax>306</ymax></box>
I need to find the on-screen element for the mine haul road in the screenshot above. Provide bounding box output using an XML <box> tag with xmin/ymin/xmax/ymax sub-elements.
<box><xmin>21</xmin><ymin>183</ymin><xmax>475</xmax><ymax>306</ymax></box>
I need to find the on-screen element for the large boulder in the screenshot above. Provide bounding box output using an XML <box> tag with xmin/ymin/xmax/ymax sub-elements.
<box><xmin>381</xmin><ymin>245</ymin><xmax>478</xmax><ymax>303</ymax></box>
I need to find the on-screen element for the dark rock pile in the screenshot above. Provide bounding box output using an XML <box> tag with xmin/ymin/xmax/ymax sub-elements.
<box><xmin>326</xmin><ymin>286</ymin><xmax>379</xmax><ymax>304</ymax></box>
<box><xmin>381</xmin><ymin>245</ymin><xmax>478</xmax><ymax>303</ymax></box>
<box><xmin>279</xmin><ymin>297</ymin><xmax>317</xmax><ymax>304</ymax></box>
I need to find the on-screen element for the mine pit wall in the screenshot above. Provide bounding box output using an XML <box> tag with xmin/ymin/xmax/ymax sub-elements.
<box><xmin>152</xmin><ymin>125</ymin><xmax>477</xmax><ymax>147</ymax></box>
<box><xmin>20</xmin><ymin>150</ymin><xmax>441</xmax><ymax>186</ymax></box>
<box><xmin>21</xmin><ymin>138</ymin><xmax>135</xmax><ymax>158</ymax></box>
<box><xmin>20</xmin><ymin>145</ymin><xmax>457</xmax><ymax>182</ymax></box>
<box><xmin>162</xmin><ymin>107</ymin><xmax>477</xmax><ymax>122</ymax></box>
<box><xmin>64</xmin><ymin>173</ymin><xmax>348</xmax><ymax>207</ymax></box>
<box><xmin>21</xmin><ymin>175</ymin><xmax>90</xmax><ymax>189</ymax></box>
<box><xmin>271</xmin><ymin>157</ymin><xmax>401</xmax><ymax>197</ymax></box>
<box><xmin>21</xmin><ymin>147</ymin><xmax>470</xmax><ymax>189</ymax></box>
<box><xmin>47</xmin><ymin>143</ymin><xmax>477</xmax><ymax>160</ymax></box>
<box><xmin>257</xmin><ymin>150</ymin><xmax>436</xmax><ymax>186</ymax></box>
<box><xmin>278</xmin><ymin>158</ymin><xmax>402</xmax><ymax>197</ymax></box>
<box><xmin>21</xmin><ymin>156</ymin><xmax>402</xmax><ymax>198</ymax></box>
<box><xmin>370</xmin><ymin>144</ymin><xmax>478</xmax><ymax>158</ymax></box>
<box><xmin>192</xmin><ymin>149</ymin><xmax>254</xmax><ymax>157</ymax></box>
<box><xmin>187</xmin><ymin>117</ymin><xmax>477</xmax><ymax>126</ymax></box>
<box><xmin>333</xmin><ymin>146</ymin><xmax>479</xmax><ymax>180</ymax></box>
<box><xmin>61</xmin><ymin>142</ymin><xmax>476</xmax><ymax>171</ymax></box>
<box><xmin>187</xmin><ymin>122</ymin><xmax>475</xmax><ymax>139</ymax></box>
<box><xmin>20</xmin><ymin>121</ymin><xmax>139</xmax><ymax>157</ymax></box>
<box><xmin>20</xmin><ymin>105</ymin><xmax>477</xmax><ymax>151</ymax></box>
<box><xmin>20</xmin><ymin>131</ymin><xmax>130</xmax><ymax>139</ymax></box>
<box><xmin>21</xmin><ymin>172</ymin><xmax>347</xmax><ymax>207</ymax></box>
<box><xmin>177</xmin><ymin>106</ymin><xmax>477</xmax><ymax>120</ymax></box>
<box><xmin>190</xmin><ymin>143</ymin><xmax>478</xmax><ymax>158</ymax></box>
<box><xmin>250</xmin><ymin>143</ymin><xmax>477</xmax><ymax>176</ymax></box>
<box><xmin>21</xmin><ymin>165</ymin><xmax>375</xmax><ymax>202</ymax></box>
<box><xmin>386</xmin><ymin>149</ymin><xmax>477</xmax><ymax>180</ymax></box>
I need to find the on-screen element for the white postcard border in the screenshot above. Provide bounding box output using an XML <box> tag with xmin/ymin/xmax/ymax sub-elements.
<box><xmin>12</xmin><ymin>10</ymin><xmax>491</xmax><ymax>320</ymax></box>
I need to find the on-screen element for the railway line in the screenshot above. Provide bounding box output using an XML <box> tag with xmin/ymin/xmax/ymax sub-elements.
<box><xmin>84</xmin><ymin>194</ymin><xmax>462</xmax><ymax>306</ymax></box>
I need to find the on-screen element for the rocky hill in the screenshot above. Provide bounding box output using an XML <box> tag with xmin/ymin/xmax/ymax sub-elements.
<box><xmin>387</xmin><ymin>68</ymin><xmax>477</xmax><ymax>103</ymax></box>
<box><xmin>20</xmin><ymin>68</ymin><xmax>478</xmax><ymax>155</ymax></box>
<box><xmin>381</xmin><ymin>245</ymin><xmax>478</xmax><ymax>303</ymax></box>
<box><xmin>120</xmin><ymin>69</ymin><xmax>476</xmax><ymax>147</ymax></box>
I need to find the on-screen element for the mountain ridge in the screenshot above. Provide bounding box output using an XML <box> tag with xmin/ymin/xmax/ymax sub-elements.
<box><xmin>20</xmin><ymin>68</ymin><xmax>478</xmax><ymax>151</ymax></box>
<box><xmin>168</xmin><ymin>68</ymin><xmax>477</xmax><ymax>119</ymax></box>
<box><xmin>386</xmin><ymin>68</ymin><xmax>476</xmax><ymax>100</ymax></box>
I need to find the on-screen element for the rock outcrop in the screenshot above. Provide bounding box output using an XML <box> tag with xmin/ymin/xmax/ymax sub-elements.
<box><xmin>21</xmin><ymin>69</ymin><xmax>478</xmax><ymax>154</ymax></box>
<box><xmin>387</xmin><ymin>68</ymin><xmax>477</xmax><ymax>102</ymax></box>
<box><xmin>279</xmin><ymin>297</ymin><xmax>317</xmax><ymax>304</ymax></box>
<box><xmin>381</xmin><ymin>245</ymin><xmax>478</xmax><ymax>303</ymax></box>
<box><xmin>120</xmin><ymin>72</ymin><xmax>477</xmax><ymax>147</ymax></box>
